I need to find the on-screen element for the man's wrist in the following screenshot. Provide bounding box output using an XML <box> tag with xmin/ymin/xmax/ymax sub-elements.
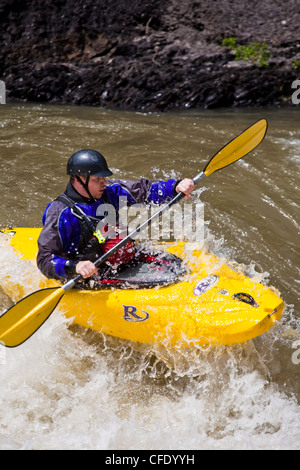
<box><xmin>64</xmin><ymin>259</ymin><xmax>77</xmax><ymax>275</ymax></box>
<box><xmin>173</xmin><ymin>179</ymin><xmax>182</xmax><ymax>195</ymax></box>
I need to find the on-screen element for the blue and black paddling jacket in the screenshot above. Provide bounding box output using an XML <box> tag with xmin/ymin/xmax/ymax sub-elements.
<box><xmin>37</xmin><ymin>177</ymin><xmax>180</xmax><ymax>280</ymax></box>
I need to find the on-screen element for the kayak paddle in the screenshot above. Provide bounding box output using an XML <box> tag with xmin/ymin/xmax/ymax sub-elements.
<box><xmin>0</xmin><ymin>119</ymin><xmax>267</xmax><ymax>347</ymax></box>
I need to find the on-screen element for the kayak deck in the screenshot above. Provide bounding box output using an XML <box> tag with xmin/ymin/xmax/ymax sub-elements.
<box><xmin>0</xmin><ymin>228</ymin><xmax>284</xmax><ymax>347</ymax></box>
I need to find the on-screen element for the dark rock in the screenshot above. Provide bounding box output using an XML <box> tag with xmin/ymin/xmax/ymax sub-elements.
<box><xmin>0</xmin><ymin>0</ymin><xmax>299</xmax><ymax>111</ymax></box>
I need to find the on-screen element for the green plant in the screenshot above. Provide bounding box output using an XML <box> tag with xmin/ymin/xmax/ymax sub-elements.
<box><xmin>292</xmin><ymin>60</ymin><xmax>300</xmax><ymax>71</ymax></box>
<box><xmin>222</xmin><ymin>37</ymin><xmax>237</xmax><ymax>49</ymax></box>
<box><xmin>222</xmin><ymin>37</ymin><xmax>272</xmax><ymax>68</ymax></box>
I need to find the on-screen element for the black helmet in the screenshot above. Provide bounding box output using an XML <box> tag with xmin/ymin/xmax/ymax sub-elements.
<box><xmin>67</xmin><ymin>149</ymin><xmax>113</xmax><ymax>177</ymax></box>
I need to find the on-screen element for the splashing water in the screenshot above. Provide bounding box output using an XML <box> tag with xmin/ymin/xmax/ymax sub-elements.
<box><xmin>0</xmin><ymin>227</ymin><xmax>299</xmax><ymax>450</ymax></box>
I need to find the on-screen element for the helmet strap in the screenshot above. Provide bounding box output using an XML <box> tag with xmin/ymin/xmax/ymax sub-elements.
<box><xmin>75</xmin><ymin>175</ymin><xmax>96</xmax><ymax>201</ymax></box>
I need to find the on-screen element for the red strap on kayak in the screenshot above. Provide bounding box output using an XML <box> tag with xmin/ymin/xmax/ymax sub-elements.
<box><xmin>102</xmin><ymin>237</ymin><xmax>135</xmax><ymax>268</ymax></box>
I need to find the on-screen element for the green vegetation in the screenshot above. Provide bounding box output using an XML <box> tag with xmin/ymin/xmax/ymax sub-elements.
<box><xmin>222</xmin><ymin>37</ymin><xmax>272</xmax><ymax>68</ymax></box>
<box><xmin>292</xmin><ymin>60</ymin><xmax>300</xmax><ymax>71</ymax></box>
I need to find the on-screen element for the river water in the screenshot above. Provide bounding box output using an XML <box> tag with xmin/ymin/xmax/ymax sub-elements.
<box><xmin>0</xmin><ymin>103</ymin><xmax>299</xmax><ymax>450</ymax></box>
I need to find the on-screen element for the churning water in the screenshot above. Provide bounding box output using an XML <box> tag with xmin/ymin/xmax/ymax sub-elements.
<box><xmin>0</xmin><ymin>103</ymin><xmax>299</xmax><ymax>449</ymax></box>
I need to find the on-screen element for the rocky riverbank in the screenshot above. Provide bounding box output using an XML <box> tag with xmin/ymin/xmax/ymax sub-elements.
<box><xmin>1</xmin><ymin>0</ymin><xmax>300</xmax><ymax>111</ymax></box>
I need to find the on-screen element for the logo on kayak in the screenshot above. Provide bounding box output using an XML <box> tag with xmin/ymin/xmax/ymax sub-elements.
<box><xmin>193</xmin><ymin>275</ymin><xmax>219</xmax><ymax>296</ymax></box>
<box><xmin>123</xmin><ymin>305</ymin><xmax>150</xmax><ymax>322</ymax></box>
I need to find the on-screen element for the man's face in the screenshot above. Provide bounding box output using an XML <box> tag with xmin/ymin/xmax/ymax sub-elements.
<box><xmin>83</xmin><ymin>175</ymin><xmax>107</xmax><ymax>199</ymax></box>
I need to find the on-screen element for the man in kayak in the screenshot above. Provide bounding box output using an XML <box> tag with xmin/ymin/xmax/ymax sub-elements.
<box><xmin>37</xmin><ymin>149</ymin><xmax>194</xmax><ymax>281</ymax></box>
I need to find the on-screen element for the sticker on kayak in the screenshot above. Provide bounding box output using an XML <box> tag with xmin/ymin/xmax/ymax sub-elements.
<box><xmin>123</xmin><ymin>305</ymin><xmax>150</xmax><ymax>322</ymax></box>
<box><xmin>193</xmin><ymin>275</ymin><xmax>219</xmax><ymax>296</ymax></box>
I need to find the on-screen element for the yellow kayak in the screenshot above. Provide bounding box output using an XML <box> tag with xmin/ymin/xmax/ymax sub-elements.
<box><xmin>0</xmin><ymin>227</ymin><xmax>284</xmax><ymax>347</ymax></box>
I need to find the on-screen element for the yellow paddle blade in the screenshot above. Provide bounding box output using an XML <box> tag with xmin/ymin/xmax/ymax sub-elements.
<box><xmin>0</xmin><ymin>287</ymin><xmax>65</xmax><ymax>347</ymax></box>
<box><xmin>203</xmin><ymin>119</ymin><xmax>267</xmax><ymax>177</ymax></box>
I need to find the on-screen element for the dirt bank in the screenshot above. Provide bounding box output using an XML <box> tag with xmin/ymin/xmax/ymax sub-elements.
<box><xmin>1</xmin><ymin>0</ymin><xmax>299</xmax><ymax>111</ymax></box>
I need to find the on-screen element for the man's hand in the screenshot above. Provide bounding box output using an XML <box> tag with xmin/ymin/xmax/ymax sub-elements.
<box><xmin>176</xmin><ymin>178</ymin><xmax>195</xmax><ymax>199</ymax></box>
<box><xmin>76</xmin><ymin>260</ymin><xmax>98</xmax><ymax>278</ymax></box>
